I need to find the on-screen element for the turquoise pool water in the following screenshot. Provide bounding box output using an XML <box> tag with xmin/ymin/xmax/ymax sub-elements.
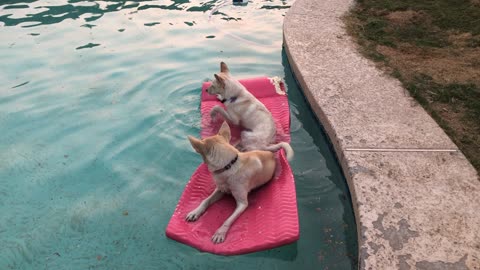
<box><xmin>0</xmin><ymin>1</ymin><xmax>357</xmax><ymax>269</ymax></box>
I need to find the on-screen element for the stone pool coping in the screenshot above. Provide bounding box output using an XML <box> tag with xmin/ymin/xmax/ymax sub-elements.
<box><xmin>283</xmin><ymin>0</ymin><xmax>480</xmax><ymax>269</ymax></box>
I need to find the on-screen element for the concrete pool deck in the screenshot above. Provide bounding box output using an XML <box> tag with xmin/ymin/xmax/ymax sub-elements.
<box><xmin>283</xmin><ymin>0</ymin><xmax>480</xmax><ymax>269</ymax></box>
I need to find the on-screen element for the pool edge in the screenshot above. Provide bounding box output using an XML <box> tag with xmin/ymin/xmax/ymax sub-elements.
<box><xmin>283</xmin><ymin>0</ymin><xmax>480</xmax><ymax>269</ymax></box>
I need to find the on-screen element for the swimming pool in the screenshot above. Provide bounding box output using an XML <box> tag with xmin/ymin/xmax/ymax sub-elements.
<box><xmin>0</xmin><ymin>0</ymin><xmax>357</xmax><ymax>269</ymax></box>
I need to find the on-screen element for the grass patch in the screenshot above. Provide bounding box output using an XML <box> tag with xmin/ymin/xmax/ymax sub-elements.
<box><xmin>345</xmin><ymin>0</ymin><xmax>480</xmax><ymax>173</ymax></box>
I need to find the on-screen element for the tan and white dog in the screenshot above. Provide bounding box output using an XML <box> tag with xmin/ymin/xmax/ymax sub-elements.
<box><xmin>186</xmin><ymin>121</ymin><xmax>286</xmax><ymax>243</ymax></box>
<box><xmin>206</xmin><ymin>62</ymin><xmax>293</xmax><ymax>160</ymax></box>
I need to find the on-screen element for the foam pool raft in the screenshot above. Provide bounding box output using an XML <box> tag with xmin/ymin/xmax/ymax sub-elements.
<box><xmin>165</xmin><ymin>77</ymin><xmax>299</xmax><ymax>255</ymax></box>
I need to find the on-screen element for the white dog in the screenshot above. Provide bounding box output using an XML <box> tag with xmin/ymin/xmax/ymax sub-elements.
<box><xmin>206</xmin><ymin>62</ymin><xmax>293</xmax><ymax>160</ymax></box>
<box><xmin>186</xmin><ymin>122</ymin><xmax>285</xmax><ymax>243</ymax></box>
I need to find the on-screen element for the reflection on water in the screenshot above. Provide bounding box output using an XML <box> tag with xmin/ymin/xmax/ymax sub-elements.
<box><xmin>0</xmin><ymin>0</ymin><xmax>290</xmax><ymax>27</ymax></box>
<box><xmin>0</xmin><ymin>0</ymin><xmax>356</xmax><ymax>269</ymax></box>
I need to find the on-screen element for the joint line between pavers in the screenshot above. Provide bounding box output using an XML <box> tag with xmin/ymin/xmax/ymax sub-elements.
<box><xmin>345</xmin><ymin>148</ymin><xmax>458</xmax><ymax>153</ymax></box>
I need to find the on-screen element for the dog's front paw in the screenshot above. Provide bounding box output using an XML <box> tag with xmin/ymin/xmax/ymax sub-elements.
<box><xmin>212</xmin><ymin>226</ymin><xmax>228</xmax><ymax>244</ymax></box>
<box><xmin>185</xmin><ymin>210</ymin><xmax>202</xmax><ymax>222</ymax></box>
<box><xmin>210</xmin><ymin>106</ymin><xmax>220</xmax><ymax>121</ymax></box>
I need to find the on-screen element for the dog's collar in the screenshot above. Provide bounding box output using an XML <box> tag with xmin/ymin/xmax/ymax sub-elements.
<box><xmin>213</xmin><ymin>155</ymin><xmax>238</xmax><ymax>174</ymax></box>
<box><xmin>220</xmin><ymin>96</ymin><xmax>237</xmax><ymax>104</ymax></box>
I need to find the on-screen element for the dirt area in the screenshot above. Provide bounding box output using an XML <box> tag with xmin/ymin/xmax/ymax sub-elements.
<box><xmin>375</xmin><ymin>45</ymin><xmax>480</xmax><ymax>84</ymax></box>
<box><xmin>345</xmin><ymin>0</ymin><xmax>480</xmax><ymax>172</ymax></box>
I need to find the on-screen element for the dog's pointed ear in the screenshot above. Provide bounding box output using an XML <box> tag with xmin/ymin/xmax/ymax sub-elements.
<box><xmin>188</xmin><ymin>136</ymin><xmax>204</xmax><ymax>154</ymax></box>
<box><xmin>218</xmin><ymin>121</ymin><xmax>231</xmax><ymax>142</ymax></box>
<box><xmin>220</xmin><ymin>62</ymin><xmax>229</xmax><ymax>73</ymax></box>
<box><xmin>214</xmin><ymin>74</ymin><xmax>225</xmax><ymax>88</ymax></box>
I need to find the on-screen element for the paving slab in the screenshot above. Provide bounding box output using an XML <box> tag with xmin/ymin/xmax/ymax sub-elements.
<box><xmin>342</xmin><ymin>150</ymin><xmax>480</xmax><ymax>269</ymax></box>
<box><xmin>284</xmin><ymin>13</ymin><xmax>456</xmax><ymax>150</ymax></box>
<box><xmin>283</xmin><ymin>0</ymin><xmax>480</xmax><ymax>269</ymax></box>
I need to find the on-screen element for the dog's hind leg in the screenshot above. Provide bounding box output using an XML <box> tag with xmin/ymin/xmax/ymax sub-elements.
<box><xmin>230</xmin><ymin>138</ymin><xmax>245</xmax><ymax>152</ymax></box>
<box><xmin>185</xmin><ymin>188</ymin><xmax>224</xmax><ymax>222</ymax></box>
<box><xmin>239</xmin><ymin>129</ymin><xmax>259</xmax><ymax>151</ymax></box>
<box><xmin>211</xmin><ymin>189</ymin><xmax>248</xmax><ymax>244</ymax></box>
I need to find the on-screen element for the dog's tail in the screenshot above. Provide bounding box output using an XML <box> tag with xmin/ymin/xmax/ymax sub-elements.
<box><xmin>262</xmin><ymin>142</ymin><xmax>294</xmax><ymax>161</ymax></box>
